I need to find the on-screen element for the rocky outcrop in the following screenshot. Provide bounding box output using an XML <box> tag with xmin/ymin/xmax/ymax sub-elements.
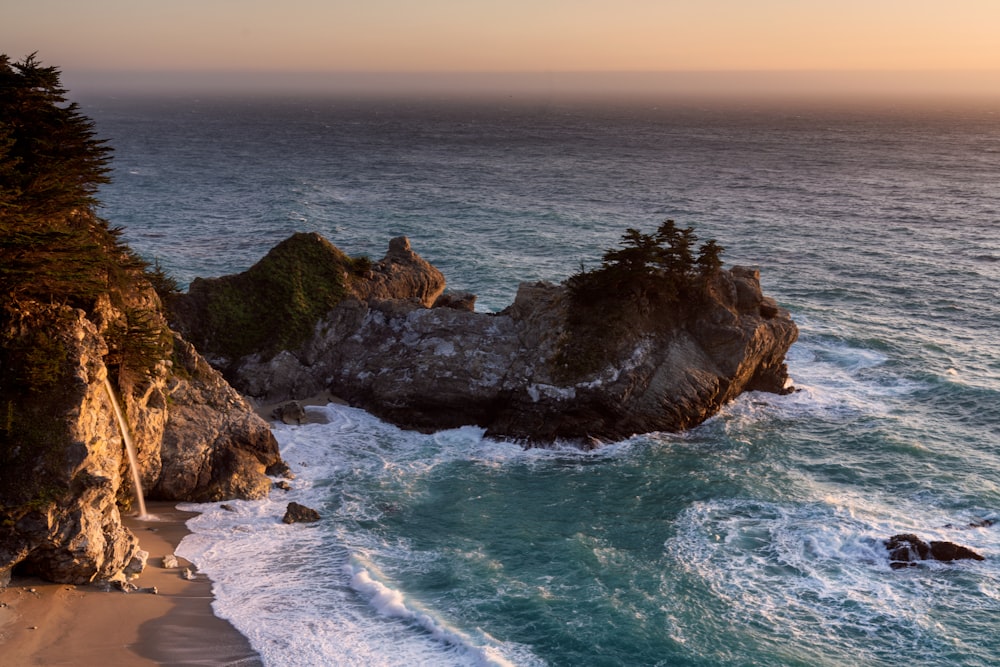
<box><xmin>0</xmin><ymin>76</ymin><xmax>286</xmax><ymax>587</ymax></box>
<box><xmin>170</xmin><ymin>232</ymin><xmax>445</xmax><ymax>371</ymax></box>
<box><xmin>885</xmin><ymin>533</ymin><xmax>985</xmax><ymax>569</ymax></box>
<box><xmin>0</xmin><ymin>303</ymin><xmax>141</xmax><ymax>585</ymax></box>
<box><xmin>0</xmin><ymin>285</ymin><xmax>285</xmax><ymax>584</ymax></box>
<box><xmin>153</xmin><ymin>334</ymin><xmax>283</xmax><ymax>502</ymax></box>
<box><xmin>218</xmin><ymin>235</ymin><xmax>797</xmax><ymax>444</ymax></box>
<box><xmin>282</xmin><ymin>502</ymin><xmax>321</xmax><ymax>524</ymax></box>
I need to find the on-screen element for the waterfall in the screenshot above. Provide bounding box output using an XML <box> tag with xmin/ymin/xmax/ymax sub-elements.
<box><xmin>102</xmin><ymin>376</ymin><xmax>148</xmax><ymax>518</ymax></box>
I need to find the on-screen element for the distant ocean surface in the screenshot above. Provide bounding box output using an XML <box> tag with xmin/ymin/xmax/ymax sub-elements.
<box><xmin>81</xmin><ymin>92</ymin><xmax>1000</xmax><ymax>666</ymax></box>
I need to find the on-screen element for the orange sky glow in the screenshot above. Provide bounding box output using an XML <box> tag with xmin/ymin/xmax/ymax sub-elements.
<box><xmin>4</xmin><ymin>1</ymin><xmax>1000</xmax><ymax>96</ymax></box>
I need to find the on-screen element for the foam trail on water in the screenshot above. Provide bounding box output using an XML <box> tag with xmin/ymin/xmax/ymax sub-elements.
<box><xmin>346</xmin><ymin>557</ymin><xmax>520</xmax><ymax>667</ymax></box>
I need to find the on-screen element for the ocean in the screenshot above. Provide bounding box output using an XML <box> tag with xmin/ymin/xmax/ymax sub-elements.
<box><xmin>79</xmin><ymin>91</ymin><xmax>1000</xmax><ymax>666</ymax></box>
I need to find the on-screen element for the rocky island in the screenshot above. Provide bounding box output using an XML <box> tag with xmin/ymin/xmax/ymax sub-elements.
<box><xmin>170</xmin><ymin>223</ymin><xmax>799</xmax><ymax>445</ymax></box>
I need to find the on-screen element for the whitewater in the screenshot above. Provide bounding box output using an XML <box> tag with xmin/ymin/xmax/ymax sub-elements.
<box><xmin>82</xmin><ymin>93</ymin><xmax>1000</xmax><ymax>666</ymax></box>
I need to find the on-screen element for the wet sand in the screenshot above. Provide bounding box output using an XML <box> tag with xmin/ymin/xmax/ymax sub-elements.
<box><xmin>0</xmin><ymin>502</ymin><xmax>261</xmax><ymax>666</ymax></box>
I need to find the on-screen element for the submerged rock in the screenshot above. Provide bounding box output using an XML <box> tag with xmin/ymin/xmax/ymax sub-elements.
<box><xmin>885</xmin><ymin>533</ymin><xmax>985</xmax><ymax>569</ymax></box>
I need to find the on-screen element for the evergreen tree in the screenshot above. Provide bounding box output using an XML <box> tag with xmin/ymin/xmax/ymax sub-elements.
<box><xmin>0</xmin><ymin>53</ymin><xmax>131</xmax><ymax>306</ymax></box>
<box><xmin>654</xmin><ymin>218</ymin><xmax>697</xmax><ymax>280</ymax></box>
<box><xmin>696</xmin><ymin>239</ymin><xmax>725</xmax><ymax>278</ymax></box>
<box><xmin>567</xmin><ymin>219</ymin><xmax>724</xmax><ymax>309</ymax></box>
<box><xmin>0</xmin><ymin>53</ymin><xmax>112</xmax><ymax>218</ymax></box>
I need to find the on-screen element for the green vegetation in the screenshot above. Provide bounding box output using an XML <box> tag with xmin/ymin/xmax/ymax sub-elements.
<box><xmin>0</xmin><ymin>53</ymin><xmax>171</xmax><ymax>371</ymax></box>
<box><xmin>183</xmin><ymin>233</ymin><xmax>369</xmax><ymax>361</ymax></box>
<box><xmin>0</xmin><ymin>54</ymin><xmax>174</xmax><ymax>507</ymax></box>
<box><xmin>0</xmin><ymin>53</ymin><xmax>145</xmax><ymax>306</ymax></box>
<box><xmin>566</xmin><ymin>219</ymin><xmax>724</xmax><ymax>308</ymax></box>
<box><xmin>555</xmin><ymin>220</ymin><xmax>725</xmax><ymax>379</ymax></box>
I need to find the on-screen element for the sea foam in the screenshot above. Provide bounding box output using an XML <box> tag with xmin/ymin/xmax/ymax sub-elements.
<box><xmin>177</xmin><ymin>404</ymin><xmax>547</xmax><ymax>667</ymax></box>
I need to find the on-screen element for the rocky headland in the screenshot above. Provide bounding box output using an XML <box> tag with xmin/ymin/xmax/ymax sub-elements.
<box><xmin>1</xmin><ymin>56</ymin><xmax>288</xmax><ymax>588</ymax></box>
<box><xmin>0</xmin><ymin>252</ymin><xmax>287</xmax><ymax>586</ymax></box>
<box><xmin>170</xmin><ymin>228</ymin><xmax>799</xmax><ymax>445</ymax></box>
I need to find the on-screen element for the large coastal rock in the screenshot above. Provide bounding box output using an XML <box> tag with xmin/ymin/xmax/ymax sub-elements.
<box><xmin>0</xmin><ymin>73</ymin><xmax>286</xmax><ymax>588</ymax></box>
<box><xmin>201</xmin><ymin>235</ymin><xmax>798</xmax><ymax>444</ymax></box>
<box><xmin>0</xmin><ymin>286</ymin><xmax>284</xmax><ymax>584</ymax></box>
<box><xmin>171</xmin><ymin>232</ymin><xmax>444</xmax><ymax>372</ymax></box>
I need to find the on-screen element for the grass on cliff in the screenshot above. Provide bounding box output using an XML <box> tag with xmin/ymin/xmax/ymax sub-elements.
<box><xmin>182</xmin><ymin>232</ymin><xmax>371</xmax><ymax>361</ymax></box>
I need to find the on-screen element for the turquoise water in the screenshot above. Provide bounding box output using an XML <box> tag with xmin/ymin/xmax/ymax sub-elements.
<box><xmin>80</xmin><ymin>94</ymin><xmax>1000</xmax><ymax>665</ymax></box>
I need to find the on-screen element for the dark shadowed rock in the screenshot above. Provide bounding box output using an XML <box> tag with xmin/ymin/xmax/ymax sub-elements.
<box><xmin>885</xmin><ymin>533</ymin><xmax>985</xmax><ymax>569</ymax></box>
<box><xmin>272</xmin><ymin>400</ymin><xmax>306</xmax><ymax>425</ymax></box>
<box><xmin>433</xmin><ymin>291</ymin><xmax>477</xmax><ymax>311</ymax></box>
<box><xmin>282</xmin><ymin>502</ymin><xmax>321</xmax><ymax>524</ymax></box>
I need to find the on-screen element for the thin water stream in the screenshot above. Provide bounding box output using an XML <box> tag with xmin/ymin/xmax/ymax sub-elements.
<box><xmin>102</xmin><ymin>376</ymin><xmax>147</xmax><ymax>518</ymax></box>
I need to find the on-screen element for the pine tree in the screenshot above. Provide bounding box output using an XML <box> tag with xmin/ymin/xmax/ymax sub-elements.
<box><xmin>696</xmin><ymin>239</ymin><xmax>725</xmax><ymax>278</ymax></box>
<box><xmin>0</xmin><ymin>53</ymin><xmax>112</xmax><ymax>218</ymax></box>
<box><xmin>0</xmin><ymin>53</ymin><xmax>128</xmax><ymax>305</ymax></box>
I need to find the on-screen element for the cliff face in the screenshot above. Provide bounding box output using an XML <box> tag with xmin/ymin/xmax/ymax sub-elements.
<box><xmin>0</xmin><ymin>60</ymin><xmax>284</xmax><ymax>587</ymax></box>
<box><xmin>210</xmin><ymin>235</ymin><xmax>798</xmax><ymax>445</ymax></box>
<box><xmin>0</xmin><ymin>285</ymin><xmax>284</xmax><ymax>585</ymax></box>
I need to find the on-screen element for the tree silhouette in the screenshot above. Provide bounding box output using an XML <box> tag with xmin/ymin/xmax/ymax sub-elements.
<box><xmin>0</xmin><ymin>53</ymin><xmax>138</xmax><ymax>306</ymax></box>
<box><xmin>0</xmin><ymin>53</ymin><xmax>112</xmax><ymax>218</ymax></box>
<box><xmin>567</xmin><ymin>219</ymin><xmax>724</xmax><ymax>308</ymax></box>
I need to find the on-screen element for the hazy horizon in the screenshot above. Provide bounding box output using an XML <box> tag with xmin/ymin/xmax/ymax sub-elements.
<box><xmin>7</xmin><ymin>0</ymin><xmax>1000</xmax><ymax>101</ymax></box>
<box><xmin>62</xmin><ymin>68</ymin><xmax>1000</xmax><ymax>105</ymax></box>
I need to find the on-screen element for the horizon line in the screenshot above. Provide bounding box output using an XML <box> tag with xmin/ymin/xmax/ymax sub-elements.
<box><xmin>62</xmin><ymin>68</ymin><xmax>1000</xmax><ymax>101</ymax></box>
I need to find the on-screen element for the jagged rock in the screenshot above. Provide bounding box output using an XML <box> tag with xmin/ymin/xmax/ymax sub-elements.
<box><xmin>153</xmin><ymin>334</ymin><xmax>282</xmax><ymax>502</ymax></box>
<box><xmin>433</xmin><ymin>291</ymin><xmax>477</xmax><ymax>312</ymax></box>
<box><xmin>282</xmin><ymin>502</ymin><xmax>321</xmax><ymax>524</ymax></box>
<box><xmin>354</xmin><ymin>236</ymin><xmax>446</xmax><ymax>306</ymax></box>
<box><xmin>274</xmin><ymin>480</ymin><xmax>292</xmax><ymax>492</ymax></box>
<box><xmin>0</xmin><ymin>303</ymin><xmax>143</xmax><ymax>584</ymax></box>
<box><xmin>226</xmin><ymin>238</ymin><xmax>797</xmax><ymax>443</ymax></box>
<box><xmin>266</xmin><ymin>459</ymin><xmax>295</xmax><ymax>479</ymax></box>
<box><xmin>885</xmin><ymin>533</ymin><xmax>985</xmax><ymax>569</ymax></box>
<box><xmin>124</xmin><ymin>549</ymin><xmax>149</xmax><ymax>578</ymax></box>
<box><xmin>272</xmin><ymin>400</ymin><xmax>306</xmax><ymax>425</ymax></box>
<box><xmin>170</xmin><ymin>233</ymin><xmax>445</xmax><ymax>372</ymax></box>
<box><xmin>162</xmin><ymin>554</ymin><xmax>179</xmax><ymax>569</ymax></box>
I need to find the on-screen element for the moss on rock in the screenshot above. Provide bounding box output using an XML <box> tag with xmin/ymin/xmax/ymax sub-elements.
<box><xmin>172</xmin><ymin>232</ymin><xmax>367</xmax><ymax>364</ymax></box>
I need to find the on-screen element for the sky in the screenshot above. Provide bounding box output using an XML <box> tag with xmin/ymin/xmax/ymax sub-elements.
<box><xmin>5</xmin><ymin>0</ymin><xmax>1000</xmax><ymax>97</ymax></box>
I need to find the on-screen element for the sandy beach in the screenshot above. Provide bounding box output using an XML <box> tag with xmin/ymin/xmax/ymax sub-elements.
<box><xmin>0</xmin><ymin>502</ymin><xmax>261</xmax><ymax>666</ymax></box>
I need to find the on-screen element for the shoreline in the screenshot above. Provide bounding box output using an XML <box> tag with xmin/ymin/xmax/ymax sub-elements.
<box><xmin>0</xmin><ymin>501</ymin><xmax>261</xmax><ymax>666</ymax></box>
